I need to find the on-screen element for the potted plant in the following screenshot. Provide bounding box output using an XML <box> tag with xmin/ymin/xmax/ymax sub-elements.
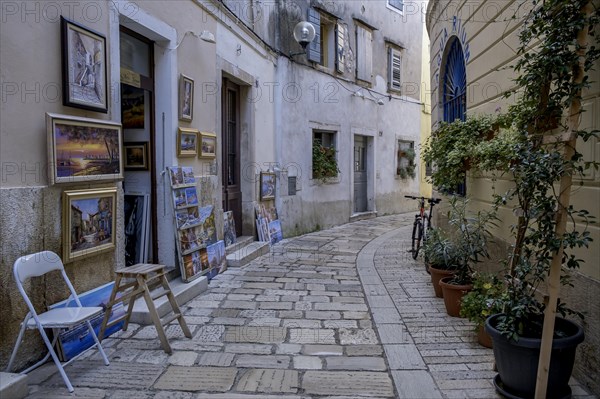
<box><xmin>460</xmin><ymin>272</ymin><xmax>505</xmax><ymax>347</ymax></box>
<box><xmin>422</xmin><ymin>115</ymin><xmax>498</xmax><ymax>192</ymax></box>
<box><xmin>438</xmin><ymin>196</ymin><xmax>496</xmax><ymax>317</ymax></box>
<box><xmin>312</xmin><ymin>140</ymin><xmax>339</xmax><ymax>183</ymax></box>
<box><xmin>422</xmin><ymin>226</ymin><xmax>459</xmax><ymax>298</ymax></box>
<box><xmin>481</xmin><ymin>0</ymin><xmax>597</xmax><ymax>396</ymax></box>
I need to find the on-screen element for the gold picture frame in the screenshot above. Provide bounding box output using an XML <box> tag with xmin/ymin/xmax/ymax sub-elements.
<box><xmin>63</xmin><ymin>187</ymin><xmax>117</xmax><ymax>263</ymax></box>
<box><xmin>177</xmin><ymin>127</ymin><xmax>199</xmax><ymax>157</ymax></box>
<box><xmin>47</xmin><ymin>113</ymin><xmax>123</xmax><ymax>185</ymax></box>
<box><xmin>200</xmin><ymin>132</ymin><xmax>217</xmax><ymax>158</ymax></box>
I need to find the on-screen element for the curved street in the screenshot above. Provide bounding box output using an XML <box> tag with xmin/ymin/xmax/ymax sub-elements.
<box><xmin>25</xmin><ymin>214</ymin><xmax>594</xmax><ymax>398</ymax></box>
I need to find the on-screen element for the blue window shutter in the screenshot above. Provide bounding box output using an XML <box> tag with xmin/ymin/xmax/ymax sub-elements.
<box><xmin>307</xmin><ymin>8</ymin><xmax>321</xmax><ymax>63</ymax></box>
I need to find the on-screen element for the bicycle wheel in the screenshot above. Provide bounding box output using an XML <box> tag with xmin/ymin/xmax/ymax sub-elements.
<box><xmin>422</xmin><ymin>214</ymin><xmax>430</xmax><ymax>272</ymax></box>
<box><xmin>411</xmin><ymin>217</ymin><xmax>423</xmax><ymax>260</ymax></box>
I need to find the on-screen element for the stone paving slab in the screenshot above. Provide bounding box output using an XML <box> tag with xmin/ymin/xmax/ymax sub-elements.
<box><xmin>235</xmin><ymin>369</ymin><xmax>299</xmax><ymax>393</ymax></box>
<box><xmin>302</xmin><ymin>371</ymin><xmax>394</xmax><ymax>397</ymax></box>
<box><xmin>154</xmin><ymin>366</ymin><xmax>237</xmax><ymax>391</ymax></box>
<box><xmin>47</xmin><ymin>361</ymin><xmax>162</xmax><ymax>389</ymax></box>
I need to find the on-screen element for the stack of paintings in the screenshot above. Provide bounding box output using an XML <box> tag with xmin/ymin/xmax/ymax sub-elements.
<box><xmin>255</xmin><ymin>203</ymin><xmax>283</xmax><ymax>245</ymax></box>
<box><xmin>50</xmin><ymin>282</ymin><xmax>124</xmax><ymax>361</ymax></box>
<box><xmin>168</xmin><ymin>166</ymin><xmax>225</xmax><ymax>282</ymax></box>
<box><xmin>223</xmin><ymin>211</ymin><xmax>237</xmax><ymax>247</ymax></box>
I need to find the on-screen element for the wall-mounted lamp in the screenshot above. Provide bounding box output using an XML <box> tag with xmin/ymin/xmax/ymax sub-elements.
<box><xmin>290</xmin><ymin>21</ymin><xmax>316</xmax><ymax>58</ymax></box>
<box><xmin>198</xmin><ymin>30</ymin><xmax>216</xmax><ymax>44</ymax></box>
<box><xmin>377</xmin><ymin>98</ymin><xmax>385</xmax><ymax>105</ymax></box>
<box><xmin>352</xmin><ymin>89</ymin><xmax>364</xmax><ymax>98</ymax></box>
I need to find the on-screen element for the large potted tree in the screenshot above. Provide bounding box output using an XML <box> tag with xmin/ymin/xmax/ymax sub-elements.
<box><xmin>482</xmin><ymin>0</ymin><xmax>597</xmax><ymax>397</ymax></box>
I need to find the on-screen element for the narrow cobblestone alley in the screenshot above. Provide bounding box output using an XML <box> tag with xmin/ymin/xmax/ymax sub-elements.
<box><xmin>24</xmin><ymin>214</ymin><xmax>595</xmax><ymax>398</ymax></box>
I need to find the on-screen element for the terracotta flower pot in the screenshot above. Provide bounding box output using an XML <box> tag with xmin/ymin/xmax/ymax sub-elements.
<box><xmin>477</xmin><ymin>324</ymin><xmax>493</xmax><ymax>348</ymax></box>
<box><xmin>428</xmin><ymin>265</ymin><xmax>456</xmax><ymax>298</ymax></box>
<box><xmin>439</xmin><ymin>276</ymin><xmax>472</xmax><ymax>317</ymax></box>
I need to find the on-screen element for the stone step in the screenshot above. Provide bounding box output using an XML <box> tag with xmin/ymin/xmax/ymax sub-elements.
<box><xmin>0</xmin><ymin>372</ymin><xmax>28</xmax><ymax>399</ymax></box>
<box><xmin>225</xmin><ymin>235</ymin><xmax>254</xmax><ymax>255</ymax></box>
<box><xmin>130</xmin><ymin>275</ymin><xmax>208</xmax><ymax>325</ymax></box>
<box><xmin>349</xmin><ymin>211</ymin><xmax>378</xmax><ymax>223</ymax></box>
<box><xmin>226</xmin><ymin>241</ymin><xmax>270</xmax><ymax>267</ymax></box>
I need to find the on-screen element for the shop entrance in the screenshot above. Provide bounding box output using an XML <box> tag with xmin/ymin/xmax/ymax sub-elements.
<box><xmin>120</xmin><ymin>28</ymin><xmax>157</xmax><ymax>265</ymax></box>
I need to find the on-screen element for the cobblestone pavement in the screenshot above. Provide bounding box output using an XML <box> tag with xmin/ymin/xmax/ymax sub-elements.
<box><xmin>25</xmin><ymin>214</ymin><xmax>596</xmax><ymax>398</ymax></box>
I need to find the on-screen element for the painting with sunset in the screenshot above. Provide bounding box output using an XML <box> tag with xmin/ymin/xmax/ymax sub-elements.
<box><xmin>47</xmin><ymin>113</ymin><xmax>123</xmax><ymax>184</ymax></box>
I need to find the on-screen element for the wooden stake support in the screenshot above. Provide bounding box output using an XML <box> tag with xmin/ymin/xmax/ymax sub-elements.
<box><xmin>534</xmin><ymin>3</ymin><xmax>591</xmax><ymax>397</ymax></box>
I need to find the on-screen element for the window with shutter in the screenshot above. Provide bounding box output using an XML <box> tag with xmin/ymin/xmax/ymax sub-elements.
<box><xmin>356</xmin><ymin>25</ymin><xmax>373</xmax><ymax>83</ymax></box>
<box><xmin>387</xmin><ymin>0</ymin><xmax>404</xmax><ymax>14</ymax></box>
<box><xmin>388</xmin><ymin>48</ymin><xmax>402</xmax><ymax>91</ymax></box>
<box><xmin>307</xmin><ymin>8</ymin><xmax>321</xmax><ymax>63</ymax></box>
<box><xmin>335</xmin><ymin>23</ymin><xmax>346</xmax><ymax>73</ymax></box>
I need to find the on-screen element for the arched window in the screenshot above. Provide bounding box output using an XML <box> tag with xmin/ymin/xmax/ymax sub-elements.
<box><xmin>442</xmin><ymin>37</ymin><xmax>467</xmax><ymax>195</ymax></box>
<box><xmin>442</xmin><ymin>38</ymin><xmax>466</xmax><ymax>123</ymax></box>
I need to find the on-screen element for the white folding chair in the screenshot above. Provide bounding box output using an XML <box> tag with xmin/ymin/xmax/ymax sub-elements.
<box><xmin>6</xmin><ymin>251</ymin><xmax>109</xmax><ymax>392</ymax></box>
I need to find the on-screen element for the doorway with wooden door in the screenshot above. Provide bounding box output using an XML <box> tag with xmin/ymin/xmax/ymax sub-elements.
<box><xmin>354</xmin><ymin>135</ymin><xmax>369</xmax><ymax>213</ymax></box>
<box><xmin>221</xmin><ymin>78</ymin><xmax>242</xmax><ymax>238</ymax></box>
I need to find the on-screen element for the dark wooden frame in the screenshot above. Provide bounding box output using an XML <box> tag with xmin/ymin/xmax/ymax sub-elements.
<box><xmin>123</xmin><ymin>141</ymin><xmax>149</xmax><ymax>170</ymax></box>
<box><xmin>61</xmin><ymin>16</ymin><xmax>108</xmax><ymax>113</ymax></box>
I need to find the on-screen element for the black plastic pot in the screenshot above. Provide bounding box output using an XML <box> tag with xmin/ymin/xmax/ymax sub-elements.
<box><xmin>485</xmin><ymin>314</ymin><xmax>584</xmax><ymax>399</ymax></box>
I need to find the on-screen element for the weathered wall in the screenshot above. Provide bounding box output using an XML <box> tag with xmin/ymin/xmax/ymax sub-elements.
<box><xmin>426</xmin><ymin>0</ymin><xmax>600</xmax><ymax>394</ymax></box>
<box><xmin>0</xmin><ymin>0</ymin><xmax>220</xmax><ymax>369</ymax></box>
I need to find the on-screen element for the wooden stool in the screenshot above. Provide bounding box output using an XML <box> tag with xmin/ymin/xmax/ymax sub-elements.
<box><xmin>99</xmin><ymin>263</ymin><xmax>192</xmax><ymax>354</ymax></box>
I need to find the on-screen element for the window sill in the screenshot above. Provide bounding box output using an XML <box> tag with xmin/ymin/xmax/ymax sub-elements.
<box><xmin>309</xmin><ymin>175</ymin><xmax>341</xmax><ymax>186</ymax></box>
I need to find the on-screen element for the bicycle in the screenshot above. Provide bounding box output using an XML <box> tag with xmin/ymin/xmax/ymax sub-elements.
<box><xmin>405</xmin><ymin>195</ymin><xmax>441</xmax><ymax>267</ymax></box>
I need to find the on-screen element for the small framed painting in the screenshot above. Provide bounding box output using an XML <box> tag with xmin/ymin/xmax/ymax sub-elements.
<box><xmin>177</xmin><ymin>128</ymin><xmax>198</xmax><ymax>157</ymax></box>
<box><xmin>61</xmin><ymin>17</ymin><xmax>108</xmax><ymax>113</ymax></box>
<box><xmin>200</xmin><ymin>132</ymin><xmax>217</xmax><ymax>158</ymax></box>
<box><xmin>47</xmin><ymin>113</ymin><xmax>123</xmax><ymax>185</ymax></box>
<box><xmin>63</xmin><ymin>187</ymin><xmax>117</xmax><ymax>263</ymax></box>
<box><xmin>123</xmin><ymin>142</ymin><xmax>149</xmax><ymax>170</ymax></box>
<box><xmin>260</xmin><ymin>172</ymin><xmax>276</xmax><ymax>201</ymax></box>
<box><xmin>179</xmin><ymin>74</ymin><xmax>194</xmax><ymax>121</ymax></box>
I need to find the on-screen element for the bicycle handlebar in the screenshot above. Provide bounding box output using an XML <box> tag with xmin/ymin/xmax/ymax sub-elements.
<box><xmin>404</xmin><ymin>195</ymin><xmax>441</xmax><ymax>204</ymax></box>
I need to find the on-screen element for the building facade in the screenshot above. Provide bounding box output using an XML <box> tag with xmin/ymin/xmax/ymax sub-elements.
<box><xmin>0</xmin><ymin>0</ymin><xmax>424</xmax><ymax>369</ymax></box>
<box><xmin>426</xmin><ymin>0</ymin><xmax>600</xmax><ymax>394</ymax></box>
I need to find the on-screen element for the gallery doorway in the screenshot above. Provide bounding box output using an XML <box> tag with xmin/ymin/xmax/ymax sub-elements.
<box><xmin>120</xmin><ymin>27</ymin><xmax>157</xmax><ymax>265</ymax></box>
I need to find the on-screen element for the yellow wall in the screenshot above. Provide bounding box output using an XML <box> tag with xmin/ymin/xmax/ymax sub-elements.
<box><xmin>420</xmin><ymin>23</ymin><xmax>433</xmax><ymax>198</ymax></box>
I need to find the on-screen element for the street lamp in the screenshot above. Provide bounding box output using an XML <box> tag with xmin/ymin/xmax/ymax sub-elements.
<box><xmin>290</xmin><ymin>21</ymin><xmax>316</xmax><ymax>58</ymax></box>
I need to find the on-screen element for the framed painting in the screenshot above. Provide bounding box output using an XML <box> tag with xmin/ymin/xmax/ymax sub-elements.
<box><xmin>179</xmin><ymin>74</ymin><xmax>194</xmax><ymax>121</ymax></box>
<box><xmin>260</xmin><ymin>172</ymin><xmax>276</xmax><ymax>201</ymax></box>
<box><xmin>200</xmin><ymin>132</ymin><xmax>217</xmax><ymax>158</ymax></box>
<box><xmin>61</xmin><ymin>16</ymin><xmax>108</xmax><ymax>113</ymax></box>
<box><xmin>63</xmin><ymin>187</ymin><xmax>117</xmax><ymax>263</ymax></box>
<box><xmin>47</xmin><ymin>113</ymin><xmax>123</xmax><ymax>185</ymax></box>
<box><xmin>177</xmin><ymin>128</ymin><xmax>198</xmax><ymax>157</ymax></box>
<box><xmin>124</xmin><ymin>193</ymin><xmax>150</xmax><ymax>266</ymax></box>
<box><xmin>121</xmin><ymin>85</ymin><xmax>145</xmax><ymax>129</ymax></box>
<box><xmin>123</xmin><ymin>142</ymin><xmax>149</xmax><ymax>170</ymax></box>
